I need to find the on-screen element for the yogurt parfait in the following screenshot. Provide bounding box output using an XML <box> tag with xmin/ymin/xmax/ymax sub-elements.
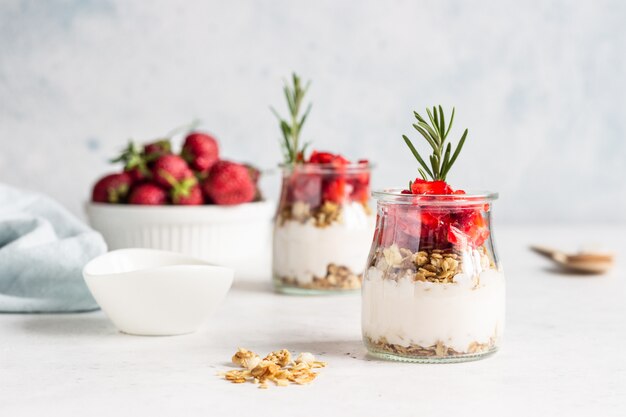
<box><xmin>274</xmin><ymin>153</ymin><xmax>374</xmax><ymax>293</ymax></box>
<box><xmin>362</xmin><ymin>106</ymin><xmax>505</xmax><ymax>362</ymax></box>
<box><xmin>270</xmin><ymin>74</ymin><xmax>374</xmax><ymax>293</ymax></box>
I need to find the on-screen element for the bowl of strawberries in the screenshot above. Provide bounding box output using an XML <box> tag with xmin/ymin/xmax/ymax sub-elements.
<box><xmin>86</xmin><ymin>130</ymin><xmax>273</xmax><ymax>279</ymax></box>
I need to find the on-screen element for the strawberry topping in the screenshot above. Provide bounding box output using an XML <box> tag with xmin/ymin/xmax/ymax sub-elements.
<box><xmin>381</xmin><ymin>179</ymin><xmax>490</xmax><ymax>250</ymax></box>
<box><xmin>284</xmin><ymin>150</ymin><xmax>370</xmax><ymax>208</ymax></box>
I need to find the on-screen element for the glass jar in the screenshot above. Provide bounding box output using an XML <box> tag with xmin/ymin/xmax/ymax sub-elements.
<box><xmin>272</xmin><ymin>162</ymin><xmax>375</xmax><ymax>294</ymax></box>
<box><xmin>362</xmin><ymin>190</ymin><xmax>505</xmax><ymax>363</ymax></box>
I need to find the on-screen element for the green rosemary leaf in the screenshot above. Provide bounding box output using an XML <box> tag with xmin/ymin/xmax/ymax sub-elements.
<box><xmin>418</xmin><ymin>168</ymin><xmax>428</xmax><ymax>180</ymax></box>
<box><xmin>412</xmin><ymin>124</ymin><xmax>438</xmax><ymax>150</ymax></box>
<box><xmin>284</xmin><ymin>86</ymin><xmax>295</xmax><ymax>115</ymax></box>
<box><xmin>430</xmin><ymin>154</ymin><xmax>440</xmax><ymax>179</ymax></box>
<box><xmin>426</xmin><ymin>107</ymin><xmax>441</xmax><ymax>144</ymax></box>
<box><xmin>403</xmin><ymin>135</ymin><xmax>434</xmax><ymax>178</ymax></box>
<box><xmin>404</xmin><ymin>106</ymin><xmax>468</xmax><ymax>181</ymax></box>
<box><xmin>273</xmin><ymin>73</ymin><xmax>312</xmax><ymax>164</ymax></box>
<box><xmin>438</xmin><ymin>105</ymin><xmax>445</xmax><ymax>140</ymax></box>
<box><xmin>299</xmin><ymin>103</ymin><xmax>312</xmax><ymax>129</ymax></box>
<box><xmin>447</xmin><ymin>128</ymin><xmax>468</xmax><ymax>174</ymax></box>
<box><xmin>270</xmin><ymin>106</ymin><xmax>282</xmax><ymax>121</ymax></box>
<box><xmin>280</xmin><ymin>120</ymin><xmax>291</xmax><ymax>139</ymax></box>
<box><xmin>445</xmin><ymin>107</ymin><xmax>455</xmax><ymax>139</ymax></box>
<box><xmin>414</xmin><ymin>111</ymin><xmax>427</xmax><ymax>125</ymax></box>
<box><xmin>416</xmin><ymin>121</ymin><xmax>440</xmax><ymax>146</ymax></box>
<box><xmin>441</xmin><ymin>142</ymin><xmax>452</xmax><ymax>180</ymax></box>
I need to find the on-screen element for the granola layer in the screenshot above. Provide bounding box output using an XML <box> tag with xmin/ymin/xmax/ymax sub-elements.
<box><xmin>365</xmin><ymin>335</ymin><xmax>497</xmax><ymax>359</ymax></box>
<box><xmin>372</xmin><ymin>244</ymin><xmax>495</xmax><ymax>284</ymax></box>
<box><xmin>278</xmin><ymin>201</ymin><xmax>372</xmax><ymax>228</ymax></box>
<box><xmin>276</xmin><ymin>263</ymin><xmax>362</xmax><ymax>290</ymax></box>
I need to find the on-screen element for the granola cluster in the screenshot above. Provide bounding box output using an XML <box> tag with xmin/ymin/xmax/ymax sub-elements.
<box><xmin>373</xmin><ymin>244</ymin><xmax>493</xmax><ymax>284</ymax></box>
<box><xmin>365</xmin><ymin>335</ymin><xmax>496</xmax><ymax>358</ymax></box>
<box><xmin>223</xmin><ymin>348</ymin><xmax>326</xmax><ymax>389</ymax></box>
<box><xmin>278</xmin><ymin>263</ymin><xmax>362</xmax><ymax>290</ymax></box>
<box><xmin>278</xmin><ymin>201</ymin><xmax>371</xmax><ymax>228</ymax></box>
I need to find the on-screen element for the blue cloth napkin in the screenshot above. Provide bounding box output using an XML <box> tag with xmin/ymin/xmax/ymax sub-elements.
<box><xmin>0</xmin><ymin>184</ymin><xmax>107</xmax><ymax>313</ymax></box>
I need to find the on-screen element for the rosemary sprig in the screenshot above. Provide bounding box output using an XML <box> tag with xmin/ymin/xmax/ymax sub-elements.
<box><xmin>402</xmin><ymin>105</ymin><xmax>468</xmax><ymax>181</ymax></box>
<box><xmin>270</xmin><ymin>73</ymin><xmax>312</xmax><ymax>164</ymax></box>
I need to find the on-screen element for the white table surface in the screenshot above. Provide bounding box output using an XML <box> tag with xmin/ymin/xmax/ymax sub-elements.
<box><xmin>1</xmin><ymin>225</ymin><xmax>625</xmax><ymax>417</ymax></box>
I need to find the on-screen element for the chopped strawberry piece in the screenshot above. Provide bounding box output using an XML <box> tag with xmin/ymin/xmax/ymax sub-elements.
<box><xmin>410</xmin><ymin>178</ymin><xmax>453</xmax><ymax>195</ymax></box>
<box><xmin>308</xmin><ymin>151</ymin><xmax>335</xmax><ymax>164</ymax></box>
<box><xmin>350</xmin><ymin>182</ymin><xmax>370</xmax><ymax>204</ymax></box>
<box><xmin>322</xmin><ymin>178</ymin><xmax>347</xmax><ymax>204</ymax></box>
<box><xmin>308</xmin><ymin>150</ymin><xmax>349</xmax><ymax>167</ymax></box>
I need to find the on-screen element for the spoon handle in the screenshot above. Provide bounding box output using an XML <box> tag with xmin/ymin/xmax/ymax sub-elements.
<box><xmin>530</xmin><ymin>245</ymin><xmax>561</xmax><ymax>260</ymax></box>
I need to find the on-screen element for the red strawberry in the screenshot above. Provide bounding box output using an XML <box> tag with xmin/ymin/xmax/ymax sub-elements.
<box><xmin>322</xmin><ymin>178</ymin><xmax>347</xmax><ymax>204</ymax></box>
<box><xmin>308</xmin><ymin>150</ymin><xmax>349</xmax><ymax>167</ymax></box>
<box><xmin>170</xmin><ymin>176</ymin><xmax>203</xmax><ymax>205</ymax></box>
<box><xmin>288</xmin><ymin>173</ymin><xmax>322</xmax><ymax>206</ymax></box>
<box><xmin>128</xmin><ymin>183</ymin><xmax>167</xmax><ymax>205</ymax></box>
<box><xmin>111</xmin><ymin>142</ymin><xmax>151</xmax><ymax>182</ymax></box>
<box><xmin>151</xmin><ymin>155</ymin><xmax>191</xmax><ymax>189</ymax></box>
<box><xmin>348</xmin><ymin>168</ymin><xmax>370</xmax><ymax>204</ymax></box>
<box><xmin>244</xmin><ymin>163</ymin><xmax>263</xmax><ymax>201</ymax></box>
<box><xmin>92</xmin><ymin>173</ymin><xmax>133</xmax><ymax>203</ymax></box>
<box><xmin>202</xmin><ymin>161</ymin><xmax>256</xmax><ymax>205</ymax></box>
<box><xmin>182</xmin><ymin>132</ymin><xmax>219</xmax><ymax>174</ymax></box>
<box><xmin>410</xmin><ymin>178</ymin><xmax>453</xmax><ymax>195</ymax></box>
<box><xmin>144</xmin><ymin>139</ymin><xmax>172</xmax><ymax>161</ymax></box>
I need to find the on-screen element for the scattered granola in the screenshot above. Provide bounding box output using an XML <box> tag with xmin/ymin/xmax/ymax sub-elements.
<box><xmin>232</xmin><ymin>347</ymin><xmax>261</xmax><ymax>370</ymax></box>
<box><xmin>277</xmin><ymin>262</ymin><xmax>362</xmax><ymax>290</ymax></box>
<box><xmin>222</xmin><ymin>348</ymin><xmax>327</xmax><ymax>389</ymax></box>
<box><xmin>263</xmin><ymin>349</ymin><xmax>291</xmax><ymax>367</ymax></box>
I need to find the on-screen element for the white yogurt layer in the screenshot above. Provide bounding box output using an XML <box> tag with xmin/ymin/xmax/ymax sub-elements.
<box><xmin>362</xmin><ymin>267</ymin><xmax>505</xmax><ymax>352</ymax></box>
<box><xmin>273</xmin><ymin>202</ymin><xmax>375</xmax><ymax>284</ymax></box>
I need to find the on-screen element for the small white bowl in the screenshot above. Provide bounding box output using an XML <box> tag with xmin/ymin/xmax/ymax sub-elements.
<box><xmin>83</xmin><ymin>249</ymin><xmax>233</xmax><ymax>336</ymax></box>
<box><xmin>85</xmin><ymin>201</ymin><xmax>274</xmax><ymax>279</ymax></box>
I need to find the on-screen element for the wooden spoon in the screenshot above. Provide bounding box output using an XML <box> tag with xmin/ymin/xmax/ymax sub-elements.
<box><xmin>530</xmin><ymin>245</ymin><xmax>614</xmax><ymax>274</ymax></box>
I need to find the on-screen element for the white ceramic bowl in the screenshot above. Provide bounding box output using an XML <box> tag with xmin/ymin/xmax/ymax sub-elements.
<box><xmin>83</xmin><ymin>249</ymin><xmax>233</xmax><ymax>336</ymax></box>
<box><xmin>85</xmin><ymin>201</ymin><xmax>274</xmax><ymax>279</ymax></box>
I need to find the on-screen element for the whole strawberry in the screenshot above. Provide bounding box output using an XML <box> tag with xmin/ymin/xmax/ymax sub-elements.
<box><xmin>170</xmin><ymin>175</ymin><xmax>203</xmax><ymax>205</ymax></box>
<box><xmin>92</xmin><ymin>172</ymin><xmax>133</xmax><ymax>203</ymax></box>
<box><xmin>173</xmin><ymin>184</ymin><xmax>203</xmax><ymax>205</ymax></box>
<box><xmin>202</xmin><ymin>161</ymin><xmax>256</xmax><ymax>205</ymax></box>
<box><xmin>151</xmin><ymin>154</ymin><xmax>192</xmax><ymax>189</ymax></box>
<box><xmin>144</xmin><ymin>139</ymin><xmax>172</xmax><ymax>161</ymax></box>
<box><xmin>128</xmin><ymin>183</ymin><xmax>167</xmax><ymax>205</ymax></box>
<box><xmin>111</xmin><ymin>142</ymin><xmax>151</xmax><ymax>182</ymax></box>
<box><xmin>181</xmin><ymin>132</ymin><xmax>219</xmax><ymax>174</ymax></box>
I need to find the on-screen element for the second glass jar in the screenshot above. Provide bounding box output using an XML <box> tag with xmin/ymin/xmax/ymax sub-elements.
<box><xmin>272</xmin><ymin>162</ymin><xmax>374</xmax><ymax>294</ymax></box>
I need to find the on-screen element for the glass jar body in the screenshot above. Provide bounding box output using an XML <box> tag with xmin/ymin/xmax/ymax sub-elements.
<box><xmin>272</xmin><ymin>164</ymin><xmax>375</xmax><ymax>294</ymax></box>
<box><xmin>362</xmin><ymin>193</ymin><xmax>505</xmax><ymax>362</ymax></box>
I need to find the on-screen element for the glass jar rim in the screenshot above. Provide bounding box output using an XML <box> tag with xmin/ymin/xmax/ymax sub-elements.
<box><xmin>372</xmin><ymin>188</ymin><xmax>498</xmax><ymax>205</ymax></box>
<box><xmin>279</xmin><ymin>162</ymin><xmax>373</xmax><ymax>174</ymax></box>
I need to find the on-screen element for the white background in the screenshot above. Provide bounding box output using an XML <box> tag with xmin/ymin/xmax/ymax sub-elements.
<box><xmin>1</xmin><ymin>0</ymin><xmax>625</xmax><ymax>223</ymax></box>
